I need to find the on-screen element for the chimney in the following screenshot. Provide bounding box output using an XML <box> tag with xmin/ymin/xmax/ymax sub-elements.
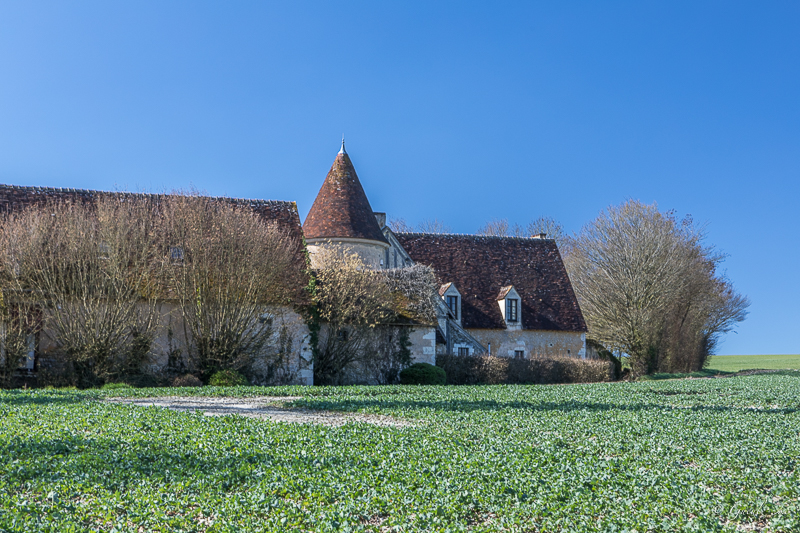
<box><xmin>374</xmin><ymin>212</ymin><xmax>386</xmax><ymax>228</ymax></box>
<box><xmin>531</xmin><ymin>233</ymin><xmax>547</xmax><ymax>239</ymax></box>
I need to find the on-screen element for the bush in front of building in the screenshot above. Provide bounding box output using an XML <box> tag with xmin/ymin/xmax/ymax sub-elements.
<box><xmin>436</xmin><ymin>354</ymin><xmax>614</xmax><ymax>385</ymax></box>
<box><xmin>587</xmin><ymin>338</ymin><xmax>623</xmax><ymax>380</ymax></box>
<box><xmin>172</xmin><ymin>374</ymin><xmax>204</xmax><ymax>387</ymax></box>
<box><xmin>208</xmin><ymin>369</ymin><xmax>248</xmax><ymax>387</ymax></box>
<box><xmin>399</xmin><ymin>363</ymin><xmax>447</xmax><ymax>385</ymax></box>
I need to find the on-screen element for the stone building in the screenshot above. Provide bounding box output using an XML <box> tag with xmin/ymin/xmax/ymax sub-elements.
<box><xmin>394</xmin><ymin>233</ymin><xmax>588</xmax><ymax>359</ymax></box>
<box><xmin>304</xmin><ymin>141</ymin><xmax>588</xmax><ymax>362</ymax></box>
<box><xmin>1</xmin><ymin>141</ymin><xmax>587</xmax><ymax>386</ymax></box>
<box><xmin>0</xmin><ymin>185</ymin><xmax>314</xmax><ymax>385</ymax></box>
<box><xmin>303</xmin><ymin>141</ymin><xmax>437</xmax><ymax>367</ymax></box>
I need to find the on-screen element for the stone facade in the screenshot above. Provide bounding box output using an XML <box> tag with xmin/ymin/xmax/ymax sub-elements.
<box><xmin>34</xmin><ymin>302</ymin><xmax>314</xmax><ymax>386</ymax></box>
<box><xmin>306</xmin><ymin>238</ymin><xmax>389</xmax><ymax>270</ymax></box>
<box><xmin>408</xmin><ymin>326</ymin><xmax>437</xmax><ymax>365</ymax></box>
<box><xmin>470</xmin><ymin>329</ymin><xmax>586</xmax><ymax>359</ymax></box>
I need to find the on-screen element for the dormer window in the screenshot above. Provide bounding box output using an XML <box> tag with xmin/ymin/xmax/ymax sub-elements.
<box><xmin>507</xmin><ymin>298</ymin><xmax>519</xmax><ymax>323</ymax></box>
<box><xmin>446</xmin><ymin>295</ymin><xmax>459</xmax><ymax>319</ymax></box>
<box><xmin>497</xmin><ymin>285</ymin><xmax>522</xmax><ymax>328</ymax></box>
<box><xmin>440</xmin><ymin>283</ymin><xmax>462</xmax><ymax>324</ymax></box>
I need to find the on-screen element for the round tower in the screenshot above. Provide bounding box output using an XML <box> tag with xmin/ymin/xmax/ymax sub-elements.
<box><xmin>303</xmin><ymin>141</ymin><xmax>389</xmax><ymax>269</ymax></box>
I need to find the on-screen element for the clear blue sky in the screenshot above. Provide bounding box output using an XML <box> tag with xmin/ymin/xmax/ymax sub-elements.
<box><xmin>1</xmin><ymin>1</ymin><xmax>798</xmax><ymax>355</ymax></box>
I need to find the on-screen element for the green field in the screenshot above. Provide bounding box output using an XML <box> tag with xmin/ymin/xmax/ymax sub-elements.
<box><xmin>2</xmin><ymin>376</ymin><xmax>800</xmax><ymax>532</ymax></box>
<box><xmin>706</xmin><ymin>354</ymin><xmax>800</xmax><ymax>373</ymax></box>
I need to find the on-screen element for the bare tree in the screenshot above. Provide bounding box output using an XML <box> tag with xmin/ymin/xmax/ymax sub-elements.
<box><xmin>658</xmin><ymin>263</ymin><xmax>749</xmax><ymax>373</ymax></box>
<box><xmin>382</xmin><ymin>264</ymin><xmax>439</xmax><ymax>325</ymax></box>
<box><xmin>480</xmin><ymin>217</ymin><xmax>565</xmax><ymax>241</ymax></box>
<box><xmin>310</xmin><ymin>247</ymin><xmax>439</xmax><ymax>384</ymax></box>
<box><xmin>0</xmin><ymin>288</ymin><xmax>39</xmax><ymax>388</ymax></box>
<box><xmin>0</xmin><ymin>215</ymin><xmax>40</xmax><ymax>386</ymax></box>
<box><xmin>523</xmin><ymin>216</ymin><xmax>565</xmax><ymax>241</ymax></box>
<box><xmin>0</xmin><ymin>197</ymin><xmax>164</xmax><ymax>386</ymax></box>
<box><xmin>479</xmin><ymin>218</ymin><xmax>511</xmax><ymax>237</ymax></box>
<box><xmin>389</xmin><ymin>217</ymin><xmax>452</xmax><ymax>234</ymax></box>
<box><xmin>311</xmin><ymin>247</ymin><xmax>393</xmax><ymax>384</ymax></box>
<box><xmin>416</xmin><ymin>218</ymin><xmax>452</xmax><ymax>234</ymax></box>
<box><xmin>388</xmin><ymin>218</ymin><xmax>414</xmax><ymax>233</ymax></box>
<box><xmin>160</xmin><ymin>194</ymin><xmax>304</xmax><ymax>380</ymax></box>
<box><xmin>565</xmin><ymin>200</ymin><xmax>748</xmax><ymax>376</ymax></box>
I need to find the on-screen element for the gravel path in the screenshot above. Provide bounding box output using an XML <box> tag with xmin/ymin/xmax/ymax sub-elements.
<box><xmin>107</xmin><ymin>396</ymin><xmax>412</xmax><ymax>427</ymax></box>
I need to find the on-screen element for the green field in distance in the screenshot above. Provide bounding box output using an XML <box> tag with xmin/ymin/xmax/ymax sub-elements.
<box><xmin>706</xmin><ymin>353</ymin><xmax>800</xmax><ymax>372</ymax></box>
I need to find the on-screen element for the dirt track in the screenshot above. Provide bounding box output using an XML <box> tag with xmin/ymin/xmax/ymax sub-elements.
<box><xmin>107</xmin><ymin>396</ymin><xmax>412</xmax><ymax>427</ymax></box>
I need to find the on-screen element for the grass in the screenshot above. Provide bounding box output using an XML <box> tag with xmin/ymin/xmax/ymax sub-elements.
<box><xmin>706</xmin><ymin>354</ymin><xmax>800</xmax><ymax>373</ymax></box>
<box><xmin>2</xmin><ymin>376</ymin><xmax>800</xmax><ymax>531</ymax></box>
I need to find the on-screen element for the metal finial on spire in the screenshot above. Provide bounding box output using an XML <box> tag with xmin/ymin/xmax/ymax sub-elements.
<box><xmin>339</xmin><ymin>135</ymin><xmax>346</xmax><ymax>154</ymax></box>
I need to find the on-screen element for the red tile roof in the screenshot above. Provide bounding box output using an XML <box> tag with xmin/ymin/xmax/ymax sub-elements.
<box><xmin>303</xmin><ymin>151</ymin><xmax>388</xmax><ymax>244</ymax></box>
<box><xmin>395</xmin><ymin>233</ymin><xmax>587</xmax><ymax>332</ymax></box>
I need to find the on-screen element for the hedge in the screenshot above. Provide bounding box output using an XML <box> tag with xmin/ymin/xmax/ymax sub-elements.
<box><xmin>436</xmin><ymin>354</ymin><xmax>614</xmax><ymax>385</ymax></box>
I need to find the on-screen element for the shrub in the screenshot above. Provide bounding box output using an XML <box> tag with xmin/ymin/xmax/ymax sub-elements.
<box><xmin>101</xmin><ymin>382</ymin><xmax>133</xmax><ymax>390</ymax></box>
<box><xmin>399</xmin><ymin>363</ymin><xmax>446</xmax><ymax>385</ymax></box>
<box><xmin>208</xmin><ymin>369</ymin><xmax>248</xmax><ymax>387</ymax></box>
<box><xmin>587</xmin><ymin>338</ymin><xmax>622</xmax><ymax>380</ymax></box>
<box><xmin>121</xmin><ymin>374</ymin><xmax>163</xmax><ymax>388</ymax></box>
<box><xmin>436</xmin><ymin>354</ymin><xmax>614</xmax><ymax>385</ymax></box>
<box><xmin>172</xmin><ymin>374</ymin><xmax>203</xmax><ymax>388</ymax></box>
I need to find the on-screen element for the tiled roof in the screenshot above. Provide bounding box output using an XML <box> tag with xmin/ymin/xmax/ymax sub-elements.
<box><xmin>0</xmin><ymin>183</ymin><xmax>304</xmax><ymax>241</ymax></box>
<box><xmin>496</xmin><ymin>285</ymin><xmax>514</xmax><ymax>300</ymax></box>
<box><xmin>395</xmin><ymin>233</ymin><xmax>587</xmax><ymax>332</ymax></box>
<box><xmin>0</xmin><ymin>184</ymin><xmax>309</xmax><ymax>292</ymax></box>
<box><xmin>303</xmin><ymin>151</ymin><xmax>388</xmax><ymax>244</ymax></box>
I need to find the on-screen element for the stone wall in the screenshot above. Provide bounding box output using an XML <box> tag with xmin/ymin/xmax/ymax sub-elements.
<box><xmin>36</xmin><ymin>303</ymin><xmax>313</xmax><ymax>386</ymax></box>
<box><xmin>408</xmin><ymin>326</ymin><xmax>436</xmax><ymax>365</ymax></box>
<box><xmin>306</xmin><ymin>239</ymin><xmax>389</xmax><ymax>270</ymax></box>
<box><xmin>467</xmin><ymin>329</ymin><xmax>586</xmax><ymax>359</ymax></box>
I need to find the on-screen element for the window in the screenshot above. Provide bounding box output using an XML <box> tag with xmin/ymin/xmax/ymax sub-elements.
<box><xmin>170</xmin><ymin>246</ymin><xmax>184</xmax><ymax>263</ymax></box>
<box><xmin>507</xmin><ymin>299</ymin><xmax>519</xmax><ymax>323</ymax></box>
<box><xmin>458</xmin><ymin>347</ymin><xmax>470</xmax><ymax>356</ymax></box>
<box><xmin>98</xmin><ymin>242</ymin><xmax>110</xmax><ymax>260</ymax></box>
<box><xmin>446</xmin><ymin>295</ymin><xmax>458</xmax><ymax>319</ymax></box>
<box><xmin>514</xmin><ymin>349</ymin><xmax>525</xmax><ymax>360</ymax></box>
<box><xmin>336</xmin><ymin>329</ymin><xmax>349</xmax><ymax>342</ymax></box>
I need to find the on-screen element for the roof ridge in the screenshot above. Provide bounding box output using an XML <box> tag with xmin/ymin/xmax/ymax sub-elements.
<box><xmin>0</xmin><ymin>183</ymin><xmax>294</xmax><ymax>206</ymax></box>
<box><xmin>393</xmin><ymin>231</ymin><xmax>555</xmax><ymax>241</ymax></box>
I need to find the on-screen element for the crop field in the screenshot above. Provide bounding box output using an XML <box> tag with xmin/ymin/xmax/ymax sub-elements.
<box><xmin>706</xmin><ymin>354</ymin><xmax>800</xmax><ymax>373</ymax></box>
<box><xmin>2</xmin><ymin>375</ymin><xmax>800</xmax><ymax>532</ymax></box>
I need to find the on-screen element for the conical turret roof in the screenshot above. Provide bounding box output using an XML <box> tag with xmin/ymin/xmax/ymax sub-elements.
<box><xmin>303</xmin><ymin>146</ymin><xmax>388</xmax><ymax>244</ymax></box>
